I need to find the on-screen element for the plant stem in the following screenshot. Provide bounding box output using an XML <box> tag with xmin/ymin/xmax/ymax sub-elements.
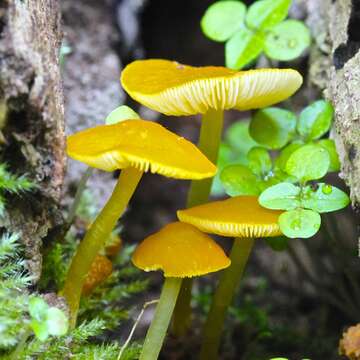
<box><xmin>66</xmin><ymin>167</ymin><xmax>93</xmax><ymax>227</ymax></box>
<box><xmin>172</xmin><ymin>108</ymin><xmax>224</xmax><ymax>336</ymax></box>
<box><xmin>10</xmin><ymin>327</ymin><xmax>31</xmax><ymax>360</ymax></box>
<box><xmin>200</xmin><ymin>237</ymin><xmax>254</xmax><ymax>360</ymax></box>
<box><xmin>61</xmin><ymin>167</ymin><xmax>143</xmax><ymax>328</ymax></box>
<box><xmin>140</xmin><ymin>278</ymin><xmax>182</xmax><ymax>360</ymax></box>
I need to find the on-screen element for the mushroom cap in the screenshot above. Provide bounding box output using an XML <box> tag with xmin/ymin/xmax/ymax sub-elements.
<box><xmin>121</xmin><ymin>59</ymin><xmax>303</xmax><ymax>116</ymax></box>
<box><xmin>67</xmin><ymin>119</ymin><xmax>216</xmax><ymax>179</ymax></box>
<box><xmin>132</xmin><ymin>222</ymin><xmax>231</xmax><ymax>278</ymax></box>
<box><xmin>177</xmin><ymin>196</ymin><xmax>282</xmax><ymax>238</ymax></box>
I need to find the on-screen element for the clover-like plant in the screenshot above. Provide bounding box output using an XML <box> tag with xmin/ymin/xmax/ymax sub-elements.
<box><xmin>219</xmin><ymin>100</ymin><xmax>350</xmax><ymax>239</ymax></box>
<box><xmin>201</xmin><ymin>0</ymin><xmax>311</xmax><ymax>70</ymax></box>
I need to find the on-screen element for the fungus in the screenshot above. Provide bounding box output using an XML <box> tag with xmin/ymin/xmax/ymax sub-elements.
<box><xmin>61</xmin><ymin>119</ymin><xmax>216</xmax><ymax>326</ymax></box>
<box><xmin>177</xmin><ymin>196</ymin><xmax>282</xmax><ymax>359</ymax></box>
<box><xmin>121</xmin><ymin>59</ymin><xmax>302</xmax><ymax>333</ymax></box>
<box><xmin>132</xmin><ymin>222</ymin><xmax>230</xmax><ymax>360</ymax></box>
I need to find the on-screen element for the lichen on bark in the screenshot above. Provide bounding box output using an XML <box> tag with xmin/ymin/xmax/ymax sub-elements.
<box><xmin>0</xmin><ymin>0</ymin><xmax>65</xmax><ymax>280</ymax></box>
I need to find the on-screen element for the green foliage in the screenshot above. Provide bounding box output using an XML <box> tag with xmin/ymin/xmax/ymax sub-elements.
<box><xmin>105</xmin><ymin>105</ymin><xmax>140</xmax><ymax>125</ymax></box>
<box><xmin>201</xmin><ymin>1</ymin><xmax>246</xmax><ymax>42</ymax></box>
<box><xmin>211</xmin><ymin>121</ymin><xmax>258</xmax><ymax>196</ymax></box>
<box><xmin>0</xmin><ymin>164</ymin><xmax>34</xmax><ymax>216</ymax></box>
<box><xmin>264</xmin><ymin>20</ymin><xmax>311</xmax><ymax>61</ymax></box>
<box><xmin>220</xmin><ymin>99</ymin><xmax>349</xmax><ymax>239</ymax></box>
<box><xmin>201</xmin><ymin>0</ymin><xmax>311</xmax><ymax>69</ymax></box>
<box><xmin>249</xmin><ymin>107</ymin><xmax>297</xmax><ymax>149</ymax></box>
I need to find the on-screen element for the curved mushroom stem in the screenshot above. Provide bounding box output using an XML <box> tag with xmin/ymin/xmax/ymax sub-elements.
<box><xmin>200</xmin><ymin>237</ymin><xmax>254</xmax><ymax>360</ymax></box>
<box><xmin>140</xmin><ymin>277</ymin><xmax>182</xmax><ymax>360</ymax></box>
<box><xmin>61</xmin><ymin>167</ymin><xmax>143</xmax><ymax>328</ymax></box>
<box><xmin>173</xmin><ymin>108</ymin><xmax>224</xmax><ymax>336</ymax></box>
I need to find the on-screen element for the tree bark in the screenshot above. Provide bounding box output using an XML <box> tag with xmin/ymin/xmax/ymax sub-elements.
<box><xmin>0</xmin><ymin>0</ymin><xmax>65</xmax><ymax>280</ymax></box>
<box><xmin>305</xmin><ymin>0</ymin><xmax>360</xmax><ymax>209</ymax></box>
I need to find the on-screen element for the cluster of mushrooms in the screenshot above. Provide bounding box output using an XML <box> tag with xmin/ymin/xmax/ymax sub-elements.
<box><xmin>62</xmin><ymin>59</ymin><xmax>302</xmax><ymax>360</ymax></box>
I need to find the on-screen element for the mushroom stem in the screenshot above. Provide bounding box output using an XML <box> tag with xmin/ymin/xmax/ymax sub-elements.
<box><xmin>173</xmin><ymin>108</ymin><xmax>224</xmax><ymax>336</ymax></box>
<box><xmin>200</xmin><ymin>236</ymin><xmax>254</xmax><ymax>360</ymax></box>
<box><xmin>61</xmin><ymin>167</ymin><xmax>143</xmax><ymax>328</ymax></box>
<box><xmin>140</xmin><ymin>277</ymin><xmax>182</xmax><ymax>360</ymax></box>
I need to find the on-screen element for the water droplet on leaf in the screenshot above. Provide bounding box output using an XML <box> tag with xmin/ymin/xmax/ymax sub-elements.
<box><xmin>322</xmin><ymin>184</ymin><xmax>332</xmax><ymax>195</ymax></box>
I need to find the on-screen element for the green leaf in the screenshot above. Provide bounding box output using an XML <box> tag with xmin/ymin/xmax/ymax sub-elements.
<box><xmin>279</xmin><ymin>209</ymin><xmax>321</xmax><ymax>238</ymax></box>
<box><xmin>259</xmin><ymin>182</ymin><xmax>301</xmax><ymax>210</ymax></box>
<box><xmin>220</xmin><ymin>164</ymin><xmax>260</xmax><ymax>196</ymax></box>
<box><xmin>105</xmin><ymin>105</ymin><xmax>140</xmax><ymax>125</ymax></box>
<box><xmin>30</xmin><ymin>319</ymin><xmax>49</xmax><ymax>341</ymax></box>
<box><xmin>285</xmin><ymin>144</ymin><xmax>330</xmax><ymax>181</ymax></box>
<box><xmin>247</xmin><ymin>147</ymin><xmax>272</xmax><ymax>176</ymax></box>
<box><xmin>46</xmin><ymin>307</ymin><xmax>69</xmax><ymax>336</ymax></box>
<box><xmin>249</xmin><ymin>107</ymin><xmax>297</xmax><ymax>149</ymax></box>
<box><xmin>302</xmin><ymin>183</ymin><xmax>350</xmax><ymax>213</ymax></box>
<box><xmin>275</xmin><ymin>142</ymin><xmax>303</xmax><ymax>172</ymax></box>
<box><xmin>225</xmin><ymin>120</ymin><xmax>258</xmax><ymax>155</ymax></box>
<box><xmin>264</xmin><ymin>20</ymin><xmax>311</xmax><ymax>61</ymax></box>
<box><xmin>265</xmin><ymin>236</ymin><xmax>289</xmax><ymax>251</ymax></box>
<box><xmin>201</xmin><ymin>1</ymin><xmax>246</xmax><ymax>42</ymax></box>
<box><xmin>246</xmin><ymin>0</ymin><xmax>291</xmax><ymax>30</ymax></box>
<box><xmin>317</xmin><ymin>139</ymin><xmax>340</xmax><ymax>172</ymax></box>
<box><xmin>29</xmin><ymin>297</ymin><xmax>49</xmax><ymax>321</ymax></box>
<box><xmin>225</xmin><ymin>27</ymin><xmax>264</xmax><ymax>69</ymax></box>
<box><xmin>211</xmin><ymin>142</ymin><xmax>238</xmax><ymax>196</ymax></box>
<box><xmin>297</xmin><ymin>100</ymin><xmax>334</xmax><ymax>140</ymax></box>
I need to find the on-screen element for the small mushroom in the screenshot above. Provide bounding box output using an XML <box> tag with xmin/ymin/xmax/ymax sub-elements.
<box><xmin>62</xmin><ymin>119</ymin><xmax>216</xmax><ymax>326</ymax></box>
<box><xmin>121</xmin><ymin>59</ymin><xmax>302</xmax><ymax>333</ymax></box>
<box><xmin>132</xmin><ymin>222</ymin><xmax>230</xmax><ymax>360</ymax></box>
<box><xmin>177</xmin><ymin>196</ymin><xmax>282</xmax><ymax>360</ymax></box>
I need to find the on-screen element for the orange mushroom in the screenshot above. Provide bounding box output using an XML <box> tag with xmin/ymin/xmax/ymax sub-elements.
<box><xmin>121</xmin><ymin>59</ymin><xmax>302</xmax><ymax>334</ymax></box>
<box><xmin>132</xmin><ymin>222</ymin><xmax>230</xmax><ymax>360</ymax></box>
<box><xmin>177</xmin><ymin>196</ymin><xmax>282</xmax><ymax>359</ymax></box>
<box><xmin>62</xmin><ymin>120</ymin><xmax>216</xmax><ymax>327</ymax></box>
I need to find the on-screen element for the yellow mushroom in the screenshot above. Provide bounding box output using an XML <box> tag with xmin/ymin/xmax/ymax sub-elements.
<box><xmin>121</xmin><ymin>59</ymin><xmax>302</xmax><ymax>334</ymax></box>
<box><xmin>61</xmin><ymin>120</ymin><xmax>216</xmax><ymax>327</ymax></box>
<box><xmin>177</xmin><ymin>196</ymin><xmax>282</xmax><ymax>360</ymax></box>
<box><xmin>132</xmin><ymin>222</ymin><xmax>230</xmax><ymax>360</ymax></box>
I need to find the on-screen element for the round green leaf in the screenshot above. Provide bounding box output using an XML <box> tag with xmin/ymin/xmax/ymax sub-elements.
<box><xmin>249</xmin><ymin>107</ymin><xmax>297</xmax><ymax>149</ymax></box>
<box><xmin>31</xmin><ymin>319</ymin><xmax>49</xmax><ymax>342</ymax></box>
<box><xmin>29</xmin><ymin>297</ymin><xmax>49</xmax><ymax>321</ymax></box>
<box><xmin>225</xmin><ymin>120</ymin><xmax>258</xmax><ymax>155</ymax></box>
<box><xmin>46</xmin><ymin>307</ymin><xmax>69</xmax><ymax>336</ymax></box>
<box><xmin>105</xmin><ymin>105</ymin><xmax>140</xmax><ymax>125</ymax></box>
<box><xmin>285</xmin><ymin>144</ymin><xmax>330</xmax><ymax>182</ymax></box>
<box><xmin>225</xmin><ymin>27</ymin><xmax>264</xmax><ymax>69</ymax></box>
<box><xmin>279</xmin><ymin>209</ymin><xmax>321</xmax><ymax>238</ymax></box>
<box><xmin>220</xmin><ymin>164</ymin><xmax>260</xmax><ymax>196</ymax></box>
<box><xmin>302</xmin><ymin>183</ymin><xmax>350</xmax><ymax>213</ymax></box>
<box><xmin>247</xmin><ymin>147</ymin><xmax>272</xmax><ymax>177</ymax></box>
<box><xmin>297</xmin><ymin>100</ymin><xmax>334</xmax><ymax>140</ymax></box>
<box><xmin>265</xmin><ymin>236</ymin><xmax>289</xmax><ymax>251</ymax></box>
<box><xmin>246</xmin><ymin>0</ymin><xmax>291</xmax><ymax>30</ymax></box>
<box><xmin>264</xmin><ymin>20</ymin><xmax>311</xmax><ymax>61</ymax></box>
<box><xmin>317</xmin><ymin>139</ymin><xmax>340</xmax><ymax>172</ymax></box>
<box><xmin>274</xmin><ymin>142</ymin><xmax>303</xmax><ymax>173</ymax></box>
<box><xmin>259</xmin><ymin>182</ymin><xmax>301</xmax><ymax>210</ymax></box>
<box><xmin>201</xmin><ymin>1</ymin><xmax>246</xmax><ymax>42</ymax></box>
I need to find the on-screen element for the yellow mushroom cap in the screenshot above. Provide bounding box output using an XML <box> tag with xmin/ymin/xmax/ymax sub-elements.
<box><xmin>177</xmin><ymin>196</ymin><xmax>282</xmax><ymax>238</ymax></box>
<box><xmin>132</xmin><ymin>222</ymin><xmax>231</xmax><ymax>278</ymax></box>
<box><xmin>67</xmin><ymin>119</ymin><xmax>216</xmax><ymax>179</ymax></box>
<box><xmin>121</xmin><ymin>59</ymin><xmax>303</xmax><ymax>116</ymax></box>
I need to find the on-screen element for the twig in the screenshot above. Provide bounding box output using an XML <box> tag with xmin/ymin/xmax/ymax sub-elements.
<box><xmin>117</xmin><ymin>299</ymin><xmax>159</xmax><ymax>360</ymax></box>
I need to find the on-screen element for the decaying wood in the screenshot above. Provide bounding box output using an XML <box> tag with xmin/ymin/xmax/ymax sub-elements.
<box><xmin>304</xmin><ymin>0</ymin><xmax>360</xmax><ymax>209</ymax></box>
<box><xmin>0</xmin><ymin>0</ymin><xmax>65</xmax><ymax>280</ymax></box>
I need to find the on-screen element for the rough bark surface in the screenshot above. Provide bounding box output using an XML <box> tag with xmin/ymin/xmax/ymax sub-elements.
<box><xmin>304</xmin><ymin>0</ymin><xmax>360</xmax><ymax>209</ymax></box>
<box><xmin>0</xmin><ymin>0</ymin><xmax>65</xmax><ymax>280</ymax></box>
